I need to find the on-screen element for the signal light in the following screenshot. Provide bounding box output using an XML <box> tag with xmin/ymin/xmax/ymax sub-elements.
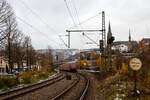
<box><xmin>107</xmin><ymin>36</ymin><xmax>115</xmax><ymax>44</ymax></box>
<box><xmin>100</xmin><ymin>40</ymin><xmax>104</xmax><ymax>52</ymax></box>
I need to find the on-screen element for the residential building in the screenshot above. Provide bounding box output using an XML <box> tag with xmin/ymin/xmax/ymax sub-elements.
<box><xmin>139</xmin><ymin>38</ymin><xmax>150</xmax><ymax>47</ymax></box>
<box><xmin>0</xmin><ymin>51</ymin><xmax>9</xmax><ymax>73</ymax></box>
<box><xmin>112</xmin><ymin>30</ymin><xmax>137</xmax><ymax>52</ymax></box>
<box><xmin>138</xmin><ymin>38</ymin><xmax>150</xmax><ymax>52</ymax></box>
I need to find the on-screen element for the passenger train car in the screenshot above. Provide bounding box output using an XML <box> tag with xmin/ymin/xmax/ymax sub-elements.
<box><xmin>58</xmin><ymin>61</ymin><xmax>77</xmax><ymax>72</ymax></box>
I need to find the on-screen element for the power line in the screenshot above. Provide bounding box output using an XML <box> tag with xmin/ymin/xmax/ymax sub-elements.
<box><xmin>70</xmin><ymin>0</ymin><xmax>86</xmax><ymax>47</ymax></box>
<box><xmin>64</xmin><ymin>0</ymin><xmax>76</xmax><ymax>26</ymax></box>
<box><xmin>17</xmin><ymin>0</ymin><xmax>68</xmax><ymax>49</ymax></box>
<box><xmin>70</xmin><ymin>13</ymin><xmax>101</xmax><ymax>29</ymax></box>
<box><xmin>18</xmin><ymin>0</ymin><xmax>58</xmax><ymax>34</ymax></box>
<box><xmin>16</xmin><ymin>16</ymin><xmax>61</xmax><ymax>47</ymax></box>
<box><xmin>19</xmin><ymin>0</ymin><xmax>82</xmax><ymax>49</ymax></box>
<box><xmin>64</xmin><ymin>0</ymin><xmax>82</xmax><ymax>48</ymax></box>
<box><xmin>59</xmin><ymin>35</ymin><xmax>68</xmax><ymax>48</ymax></box>
<box><xmin>70</xmin><ymin>0</ymin><xmax>81</xmax><ymax>27</ymax></box>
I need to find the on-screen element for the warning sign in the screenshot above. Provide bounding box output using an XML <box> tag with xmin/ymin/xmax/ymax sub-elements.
<box><xmin>130</xmin><ymin>58</ymin><xmax>142</xmax><ymax>71</ymax></box>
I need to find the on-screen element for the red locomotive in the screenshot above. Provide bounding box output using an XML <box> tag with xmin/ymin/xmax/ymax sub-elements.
<box><xmin>59</xmin><ymin>61</ymin><xmax>77</xmax><ymax>72</ymax></box>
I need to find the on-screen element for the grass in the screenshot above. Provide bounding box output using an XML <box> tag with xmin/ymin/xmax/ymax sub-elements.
<box><xmin>96</xmin><ymin>72</ymin><xmax>150</xmax><ymax>100</ymax></box>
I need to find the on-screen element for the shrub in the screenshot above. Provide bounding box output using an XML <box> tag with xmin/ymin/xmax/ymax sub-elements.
<box><xmin>39</xmin><ymin>71</ymin><xmax>49</xmax><ymax>79</ymax></box>
<box><xmin>76</xmin><ymin>60</ymin><xmax>88</xmax><ymax>69</ymax></box>
<box><xmin>120</xmin><ymin>63</ymin><xmax>128</xmax><ymax>74</ymax></box>
<box><xmin>0</xmin><ymin>76</ymin><xmax>17</xmax><ymax>89</ymax></box>
<box><xmin>19</xmin><ymin>72</ymin><xmax>33</xmax><ymax>84</ymax></box>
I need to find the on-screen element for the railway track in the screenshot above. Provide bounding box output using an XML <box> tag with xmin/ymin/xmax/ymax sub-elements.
<box><xmin>51</xmin><ymin>72</ymin><xmax>90</xmax><ymax>100</ymax></box>
<box><xmin>0</xmin><ymin>73</ymin><xmax>65</xmax><ymax>100</ymax></box>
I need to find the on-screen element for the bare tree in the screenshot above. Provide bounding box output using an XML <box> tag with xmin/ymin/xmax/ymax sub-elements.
<box><xmin>0</xmin><ymin>0</ymin><xmax>18</xmax><ymax>73</ymax></box>
<box><xmin>11</xmin><ymin>30</ymin><xmax>24</xmax><ymax>71</ymax></box>
<box><xmin>0</xmin><ymin>0</ymin><xmax>14</xmax><ymax>42</ymax></box>
<box><xmin>22</xmin><ymin>36</ymin><xmax>37</xmax><ymax>70</ymax></box>
<box><xmin>0</xmin><ymin>0</ymin><xmax>53</xmax><ymax>73</ymax></box>
<box><xmin>47</xmin><ymin>46</ymin><xmax>53</xmax><ymax>66</ymax></box>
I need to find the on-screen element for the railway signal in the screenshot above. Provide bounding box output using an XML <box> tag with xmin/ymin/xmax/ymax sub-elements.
<box><xmin>107</xmin><ymin>36</ymin><xmax>115</xmax><ymax>44</ymax></box>
<box><xmin>100</xmin><ymin>40</ymin><xmax>104</xmax><ymax>52</ymax></box>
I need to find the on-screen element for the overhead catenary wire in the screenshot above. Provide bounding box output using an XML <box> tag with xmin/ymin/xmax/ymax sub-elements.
<box><xmin>64</xmin><ymin>0</ymin><xmax>76</xmax><ymax>26</ymax></box>
<box><xmin>16</xmin><ymin>16</ymin><xmax>61</xmax><ymax>48</ymax></box>
<box><xmin>14</xmin><ymin>0</ymin><xmax>68</xmax><ymax>49</ymax></box>
<box><xmin>18</xmin><ymin>0</ymin><xmax>58</xmax><ymax>34</ymax></box>
<box><xmin>70</xmin><ymin>0</ymin><xmax>86</xmax><ymax>48</ymax></box>
<box><xmin>20</xmin><ymin>0</ymin><xmax>97</xmax><ymax>49</ymax></box>
<box><xmin>18</xmin><ymin>0</ymin><xmax>73</xmax><ymax>49</ymax></box>
<box><xmin>70</xmin><ymin>13</ymin><xmax>101</xmax><ymax>29</ymax></box>
<box><xmin>18</xmin><ymin>0</ymin><xmax>100</xmax><ymax>50</ymax></box>
<box><xmin>82</xmin><ymin>13</ymin><xmax>102</xmax><ymax>47</ymax></box>
<box><xmin>64</xmin><ymin>0</ymin><xmax>91</xmax><ymax>48</ymax></box>
<box><xmin>59</xmin><ymin>35</ymin><xmax>68</xmax><ymax>48</ymax></box>
<box><xmin>63</xmin><ymin>0</ymin><xmax>81</xmax><ymax>49</ymax></box>
<box><xmin>17</xmin><ymin>0</ymin><xmax>68</xmax><ymax>49</ymax></box>
<box><xmin>70</xmin><ymin>0</ymin><xmax>81</xmax><ymax>27</ymax></box>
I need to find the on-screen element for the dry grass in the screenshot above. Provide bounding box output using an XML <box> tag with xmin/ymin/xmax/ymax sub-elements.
<box><xmin>96</xmin><ymin>72</ymin><xmax>150</xmax><ymax>100</ymax></box>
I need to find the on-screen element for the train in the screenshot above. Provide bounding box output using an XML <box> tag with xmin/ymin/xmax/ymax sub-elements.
<box><xmin>58</xmin><ymin>61</ymin><xmax>77</xmax><ymax>72</ymax></box>
<box><xmin>58</xmin><ymin>59</ymin><xmax>100</xmax><ymax>72</ymax></box>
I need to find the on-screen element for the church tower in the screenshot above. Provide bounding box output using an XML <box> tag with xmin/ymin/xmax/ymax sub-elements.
<box><xmin>107</xmin><ymin>22</ymin><xmax>112</xmax><ymax>41</ymax></box>
<box><xmin>128</xmin><ymin>29</ymin><xmax>132</xmax><ymax>52</ymax></box>
<box><xmin>129</xmin><ymin>29</ymin><xmax>131</xmax><ymax>42</ymax></box>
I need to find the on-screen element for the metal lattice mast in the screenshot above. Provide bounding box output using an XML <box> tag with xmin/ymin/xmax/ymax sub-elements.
<box><xmin>102</xmin><ymin>11</ymin><xmax>106</xmax><ymax>48</ymax></box>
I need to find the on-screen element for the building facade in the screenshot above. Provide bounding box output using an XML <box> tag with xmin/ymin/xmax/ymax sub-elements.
<box><xmin>0</xmin><ymin>51</ymin><xmax>9</xmax><ymax>73</ymax></box>
<box><xmin>112</xmin><ymin>30</ymin><xmax>137</xmax><ymax>52</ymax></box>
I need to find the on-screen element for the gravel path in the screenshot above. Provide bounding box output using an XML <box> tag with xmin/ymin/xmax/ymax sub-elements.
<box><xmin>12</xmin><ymin>72</ymin><xmax>77</xmax><ymax>100</ymax></box>
<box><xmin>58</xmin><ymin>73</ymin><xmax>87</xmax><ymax>100</ymax></box>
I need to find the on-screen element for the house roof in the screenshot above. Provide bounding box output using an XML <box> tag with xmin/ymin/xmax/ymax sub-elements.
<box><xmin>142</xmin><ymin>38</ymin><xmax>150</xmax><ymax>43</ymax></box>
<box><xmin>0</xmin><ymin>51</ymin><xmax>5</xmax><ymax>56</ymax></box>
<box><xmin>113</xmin><ymin>41</ymin><xmax>138</xmax><ymax>46</ymax></box>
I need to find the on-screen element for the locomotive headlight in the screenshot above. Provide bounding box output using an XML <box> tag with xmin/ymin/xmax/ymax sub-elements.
<box><xmin>84</xmin><ymin>63</ymin><xmax>86</xmax><ymax>66</ymax></box>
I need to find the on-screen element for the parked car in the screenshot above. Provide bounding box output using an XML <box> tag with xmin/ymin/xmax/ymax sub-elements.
<box><xmin>0</xmin><ymin>72</ymin><xmax>16</xmax><ymax>77</ymax></box>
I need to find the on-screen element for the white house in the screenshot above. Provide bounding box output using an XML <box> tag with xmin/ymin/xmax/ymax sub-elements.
<box><xmin>112</xmin><ymin>43</ymin><xmax>128</xmax><ymax>52</ymax></box>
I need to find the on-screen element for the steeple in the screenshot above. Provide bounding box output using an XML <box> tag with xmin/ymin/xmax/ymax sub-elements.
<box><xmin>129</xmin><ymin>29</ymin><xmax>131</xmax><ymax>42</ymax></box>
<box><xmin>107</xmin><ymin>22</ymin><xmax>112</xmax><ymax>40</ymax></box>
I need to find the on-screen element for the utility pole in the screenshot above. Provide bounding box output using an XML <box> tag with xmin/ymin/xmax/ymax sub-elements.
<box><xmin>102</xmin><ymin>11</ymin><xmax>106</xmax><ymax>49</ymax></box>
<box><xmin>66</xmin><ymin>11</ymin><xmax>106</xmax><ymax>53</ymax></box>
<box><xmin>100</xmin><ymin>11</ymin><xmax>106</xmax><ymax>57</ymax></box>
<box><xmin>26</xmin><ymin>43</ymin><xmax>29</xmax><ymax>69</ymax></box>
<box><xmin>65</xmin><ymin>11</ymin><xmax>106</xmax><ymax>70</ymax></box>
<box><xmin>68</xmin><ymin>32</ymin><xmax>70</xmax><ymax>48</ymax></box>
<box><xmin>98</xmin><ymin>11</ymin><xmax>106</xmax><ymax>72</ymax></box>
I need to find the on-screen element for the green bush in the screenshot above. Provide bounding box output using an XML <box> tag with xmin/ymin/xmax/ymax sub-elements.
<box><xmin>19</xmin><ymin>72</ymin><xmax>33</xmax><ymax>84</ymax></box>
<box><xmin>0</xmin><ymin>70</ymin><xmax>56</xmax><ymax>89</ymax></box>
<box><xmin>39</xmin><ymin>71</ymin><xmax>49</xmax><ymax>79</ymax></box>
<box><xmin>0</xmin><ymin>76</ymin><xmax>17</xmax><ymax>89</ymax></box>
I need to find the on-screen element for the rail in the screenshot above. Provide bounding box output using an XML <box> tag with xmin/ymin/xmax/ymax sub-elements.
<box><xmin>79</xmin><ymin>73</ymin><xmax>90</xmax><ymax>100</ymax></box>
<box><xmin>52</xmin><ymin>73</ymin><xmax>90</xmax><ymax>100</ymax></box>
<box><xmin>0</xmin><ymin>73</ymin><xmax>65</xmax><ymax>100</ymax></box>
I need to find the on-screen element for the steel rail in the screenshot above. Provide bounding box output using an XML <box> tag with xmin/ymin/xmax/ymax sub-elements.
<box><xmin>79</xmin><ymin>73</ymin><xmax>90</xmax><ymax>100</ymax></box>
<box><xmin>0</xmin><ymin>73</ymin><xmax>65</xmax><ymax>100</ymax></box>
<box><xmin>51</xmin><ymin>73</ymin><xmax>80</xmax><ymax>100</ymax></box>
<box><xmin>52</xmin><ymin>73</ymin><xmax>90</xmax><ymax>100</ymax></box>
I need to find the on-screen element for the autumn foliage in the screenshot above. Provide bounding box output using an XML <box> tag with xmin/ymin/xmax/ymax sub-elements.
<box><xmin>0</xmin><ymin>76</ymin><xmax>17</xmax><ymax>89</ymax></box>
<box><xmin>76</xmin><ymin>60</ymin><xmax>88</xmax><ymax>69</ymax></box>
<box><xmin>97</xmin><ymin>56</ymin><xmax>107</xmax><ymax>72</ymax></box>
<box><xmin>120</xmin><ymin>63</ymin><xmax>128</xmax><ymax>74</ymax></box>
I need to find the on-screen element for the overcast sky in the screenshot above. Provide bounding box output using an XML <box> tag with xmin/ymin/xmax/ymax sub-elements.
<box><xmin>7</xmin><ymin>0</ymin><xmax>150</xmax><ymax>49</ymax></box>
